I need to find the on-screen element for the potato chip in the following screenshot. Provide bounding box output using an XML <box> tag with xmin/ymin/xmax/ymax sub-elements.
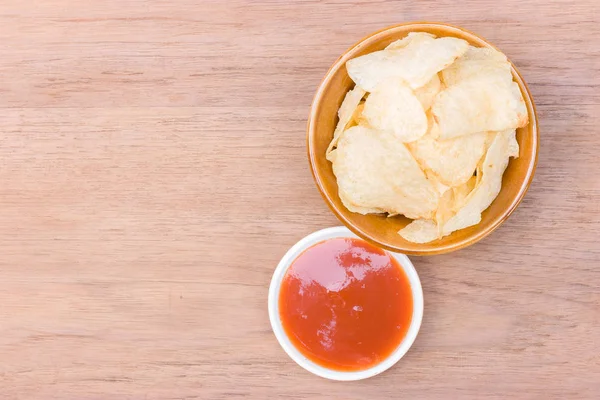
<box><xmin>362</xmin><ymin>80</ymin><xmax>428</xmax><ymax>142</ymax></box>
<box><xmin>398</xmin><ymin>219</ymin><xmax>439</xmax><ymax>244</ymax></box>
<box><xmin>429</xmin><ymin>118</ymin><xmax>441</xmax><ymax>139</ymax></box>
<box><xmin>385</xmin><ymin>32</ymin><xmax>436</xmax><ymax>50</ymax></box>
<box><xmin>401</xmin><ymin>130</ymin><xmax>514</xmax><ymax>243</ymax></box>
<box><xmin>425</xmin><ymin>170</ymin><xmax>450</xmax><ymax>196</ymax></box>
<box><xmin>414</xmin><ymin>73</ymin><xmax>442</xmax><ymax>111</ymax></box>
<box><xmin>507</xmin><ymin>129</ymin><xmax>519</xmax><ymax>158</ymax></box>
<box><xmin>475</xmin><ymin>162</ymin><xmax>483</xmax><ymax>187</ymax></box>
<box><xmin>349</xmin><ymin>102</ymin><xmax>366</xmax><ymax>127</ymax></box>
<box><xmin>441</xmin><ymin>46</ymin><xmax>512</xmax><ymax>87</ymax></box>
<box><xmin>452</xmin><ymin>174</ymin><xmax>477</xmax><ymax>212</ymax></box>
<box><xmin>432</xmin><ymin>75</ymin><xmax>528</xmax><ymax>140</ymax></box>
<box><xmin>408</xmin><ymin>128</ymin><xmax>488</xmax><ymax>187</ymax></box>
<box><xmin>434</xmin><ymin>189</ymin><xmax>455</xmax><ymax>236</ymax></box>
<box><xmin>338</xmin><ymin>188</ymin><xmax>386</xmax><ymax>215</ymax></box>
<box><xmin>401</xmin><ymin>179</ymin><xmax>464</xmax><ymax>243</ymax></box>
<box><xmin>347</xmin><ymin>36</ymin><xmax>469</xmax><ymax>91</ymax></box>
<box><xmin>441</xmin><ymin>130</ymin><xmax>513</xmax><ymax>236</ymax></box>
<box><xmin>442</xmin><ymin>209</ymin><xmax>482</xmax><ymax>237</ymax></box>
<box><xmin>331</xmin><ymin>125</ymin><xmax>439</xmax><ymax>219</ymax></box>
<box><xmin>326</xmin><ymin>86</ymin><xmax>366</xmax><ymax>157</ymax></box>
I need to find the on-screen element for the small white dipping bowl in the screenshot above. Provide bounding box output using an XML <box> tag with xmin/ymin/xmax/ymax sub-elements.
<box><xmin>268</xmin><ymin>226</ymin><xmax>424</xmax><ymax>381</ymax></box>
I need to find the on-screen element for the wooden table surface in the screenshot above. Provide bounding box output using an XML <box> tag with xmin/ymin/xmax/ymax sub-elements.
<box><xmin>1</xmin><ymin>1</ymin><xmax>599</xmax><ymax>398</ymax></box>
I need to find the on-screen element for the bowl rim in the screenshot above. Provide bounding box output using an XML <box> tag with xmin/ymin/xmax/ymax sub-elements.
<box><xmin>268</xmin><ymin>226</ymin><xmax>424</xmax><ymax>381</ymax></box>
<box><xmin>306</xmin><ymin>22</ymin><xmax>539</xmax><ymax>256</ymax></box>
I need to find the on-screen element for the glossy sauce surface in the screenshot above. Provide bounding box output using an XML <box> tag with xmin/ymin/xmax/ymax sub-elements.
<box><xmin>279</xmin><ymin>238</ymin><xmax>413</xmax><ymax>372</ymax></box>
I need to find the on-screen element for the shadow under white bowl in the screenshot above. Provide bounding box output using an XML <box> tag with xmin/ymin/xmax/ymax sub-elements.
<box><xmin>268</xmin><ymin>226</ymin><xmax>424</xmax><ymax>381</ymax></box>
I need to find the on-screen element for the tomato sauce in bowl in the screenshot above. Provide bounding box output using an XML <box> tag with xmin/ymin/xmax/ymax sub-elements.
<box><xmin>278</xmin><ymin>237</ymin><xmax>414</xmax><ymax>372</ymax></box>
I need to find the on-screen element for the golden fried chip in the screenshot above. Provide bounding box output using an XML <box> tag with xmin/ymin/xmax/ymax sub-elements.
<box><xmin>432</xmin><ymin>75</ymin><xmax>528</xmax><ymax>140</ymax></box>
<box><xmin>429</xmin><ymin>118</ymin><xmax>442</xmax><ymax>139</ymax></box>
<box><xmin>408</xmin><ymin>128</ymin><xmax>488</xmax><ymax>187</ymax></box>
<box><xmin>401</xmin><ymin>130</ymin><xmax>514</xmax><ymax>243</ymax></box>
<box><xmin>414</xmin><ymin>73</ymin><xmax>442</xmax><ymax>111</ymax></box>
<box><xmin>349</xmin><ymin>102</ymin><xmax>366</xmax><ymax>127</ymax></box>
<box><xmin>475</xmin><ymin>162</ymin><xmax>483</xmax><ymax>187</ymax></box>
<box><xmin>326</xmin><ymin>86</ymin><xmax>366</xmax><ymax>157</ymax></box>
<box><xmin>338</xmin><ymin>188</ymin><xmax>387</xmax><ymax>215</ymax></box>
<box><xmin>332</xmin><ymin>126</ymin><xmax>439</xmax><ymax>219</ymax></box>
<box><xmin>452</xmin><ymin>174</ymin><xmax>477</xmax><ymax>212</ymax></box>
<box><xmin>441</xmin><ymin>46</ymin><xmax>512</xmax><ymax>87</ymax></box>
<box><xmin>441</xmin><ymin>130</ymin><xmax>513</xmax><ymax>235</ymax></box>
<box><xmin>385</xmin><ymin>32</ymin><xmax>436</xmax><ymax>50</ymax></box>
<box><xmin>425</xmin><ymin>170</ymin><xmax>451</xmax><ymax>196</ymax></box>
<box><xmin>347</xmin><ymin>36</ymin><xmax>469</xmax><ymax>91</ymax></box>
<box><xmin>362</xmin><ymin>80</ymin><xmax>428</xmax><ymax>142</ymax></box>
<box><xmin>398</xmin><ymin>219</ymin><xmax>439</xmax><ymax>244</ymax></box>
<box><xmin>507</xmin><ymin>129</ymin><xmax>519</xmax><ymax>158</ymax></box>
<box><xmin>434</xmin><ymin>189</ymin><xmax>455</xmax><ymax>236</ymax></box>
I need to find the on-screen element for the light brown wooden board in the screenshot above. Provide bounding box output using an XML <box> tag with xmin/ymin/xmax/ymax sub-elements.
<box><xmin>0</xmin><ymin>1</ymin><xmax>599</xmax><ymax>398</ymax></box>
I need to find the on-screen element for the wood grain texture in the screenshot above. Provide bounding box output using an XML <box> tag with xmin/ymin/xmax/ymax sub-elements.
<box><xmin>0</xmin><ymin>1</ymin><xmax>599</xmax><ymax>398</ymax></box>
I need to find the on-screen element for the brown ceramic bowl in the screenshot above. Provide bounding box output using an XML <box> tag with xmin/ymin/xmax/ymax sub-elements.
<box><xmin>307</xmin><ymin>22</ymin><xmax>538</xmax><ymax>256</ymax></box>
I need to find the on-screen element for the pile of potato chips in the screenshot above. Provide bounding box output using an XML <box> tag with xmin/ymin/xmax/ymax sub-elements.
<box><xmin>326</xmin><ymin>32</ymin><xmax>528</xmax><ymax>243</ymax></box>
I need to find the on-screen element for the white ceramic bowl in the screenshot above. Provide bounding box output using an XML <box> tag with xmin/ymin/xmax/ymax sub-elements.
<box><xmin>268</xmin><ymin>226</ymin><xmax>424</xmax><ymax>380</ymax></box>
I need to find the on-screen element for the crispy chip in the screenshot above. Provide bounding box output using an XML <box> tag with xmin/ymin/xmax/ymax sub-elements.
<box><xmin>432</xmin><ymin>75</ymin><xmax>528</xmax><ymax>140</ymax></box>
<box><xmin>362</xmin><ymin>80</ymin><xmax>428</xmax><ymax>142</ymax></box>
<box><xmin>401</xmin><ymin>130</ymin><xmax>513</xmax><ymax>243</ymax></box>
<box><xmin>347</xmin><ymin>36</ymin><xmax>469</xmax><ymax>91</ymax></box>
<box><xmin>331</xmin><ymin>126</ymin><xmax>439</xmax><ymax>219</ymax></box>
<box><xmin>429</xmin><ymin>118</ymin><xmax>441</xmax><ymax>139</ymax></box>
<box><xmin>349</xmin><ymin>102</ymin><xmax>367</xmax><ymax>127</ymax></box>
<box><xmin>452</xmin><ymin>174</ymin><xmax>477</xmax><ymax>212</ymax></box>
<box><xmin>338</xmin><ymin>188</ymin><xmax>387</xmax><ymax>214</ymax></box>
<box><xmin>441</xmin><ymin>130</ymin><xmax>513</xmax><ymax>235</ymax></box>
<box><xmin>398</xmin><ymin>219</ymin><xmax>439</xmax><ymax>244</ymax></box>
<box><xmin>475</xmin><ymin>162</ymin><xmax>483</xmax><ymax>187</ymax></box>
<box><xmin>408</xmin><ymin>127</ymin><xmax>488</xmax><ymax>187</ymax></box>
<box><xmin>441</xmin><ymin>46</ymin><xmax>512</xmax><ymax>87</ymax></box>
<box><xmin>326</xmin><ymin>86</ymin><xmax>366</xmax><ymax>157</ymax></box>
<box><xmin>425</xmin><ymin>170</ymin><xmax>451</xmax><ymax>196</ymax></box>
<box><xmin>507</xmin><ymin>129</ymin><xmax>519</xmax><ymax>158</ymax></box>
<box><xmin>385</xmin><ymin>32</ymin><xmax>436</xmax><ymax>50</ymax></box>
<box><xmin>414</xmin><ymin>73</ymin><xmax>442</xmax><ymax>111</ymax></box>
<box><xmin>434</xmin><ymin>189</ymin><xmax>455</xmax><ymax>236</ymax></box>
